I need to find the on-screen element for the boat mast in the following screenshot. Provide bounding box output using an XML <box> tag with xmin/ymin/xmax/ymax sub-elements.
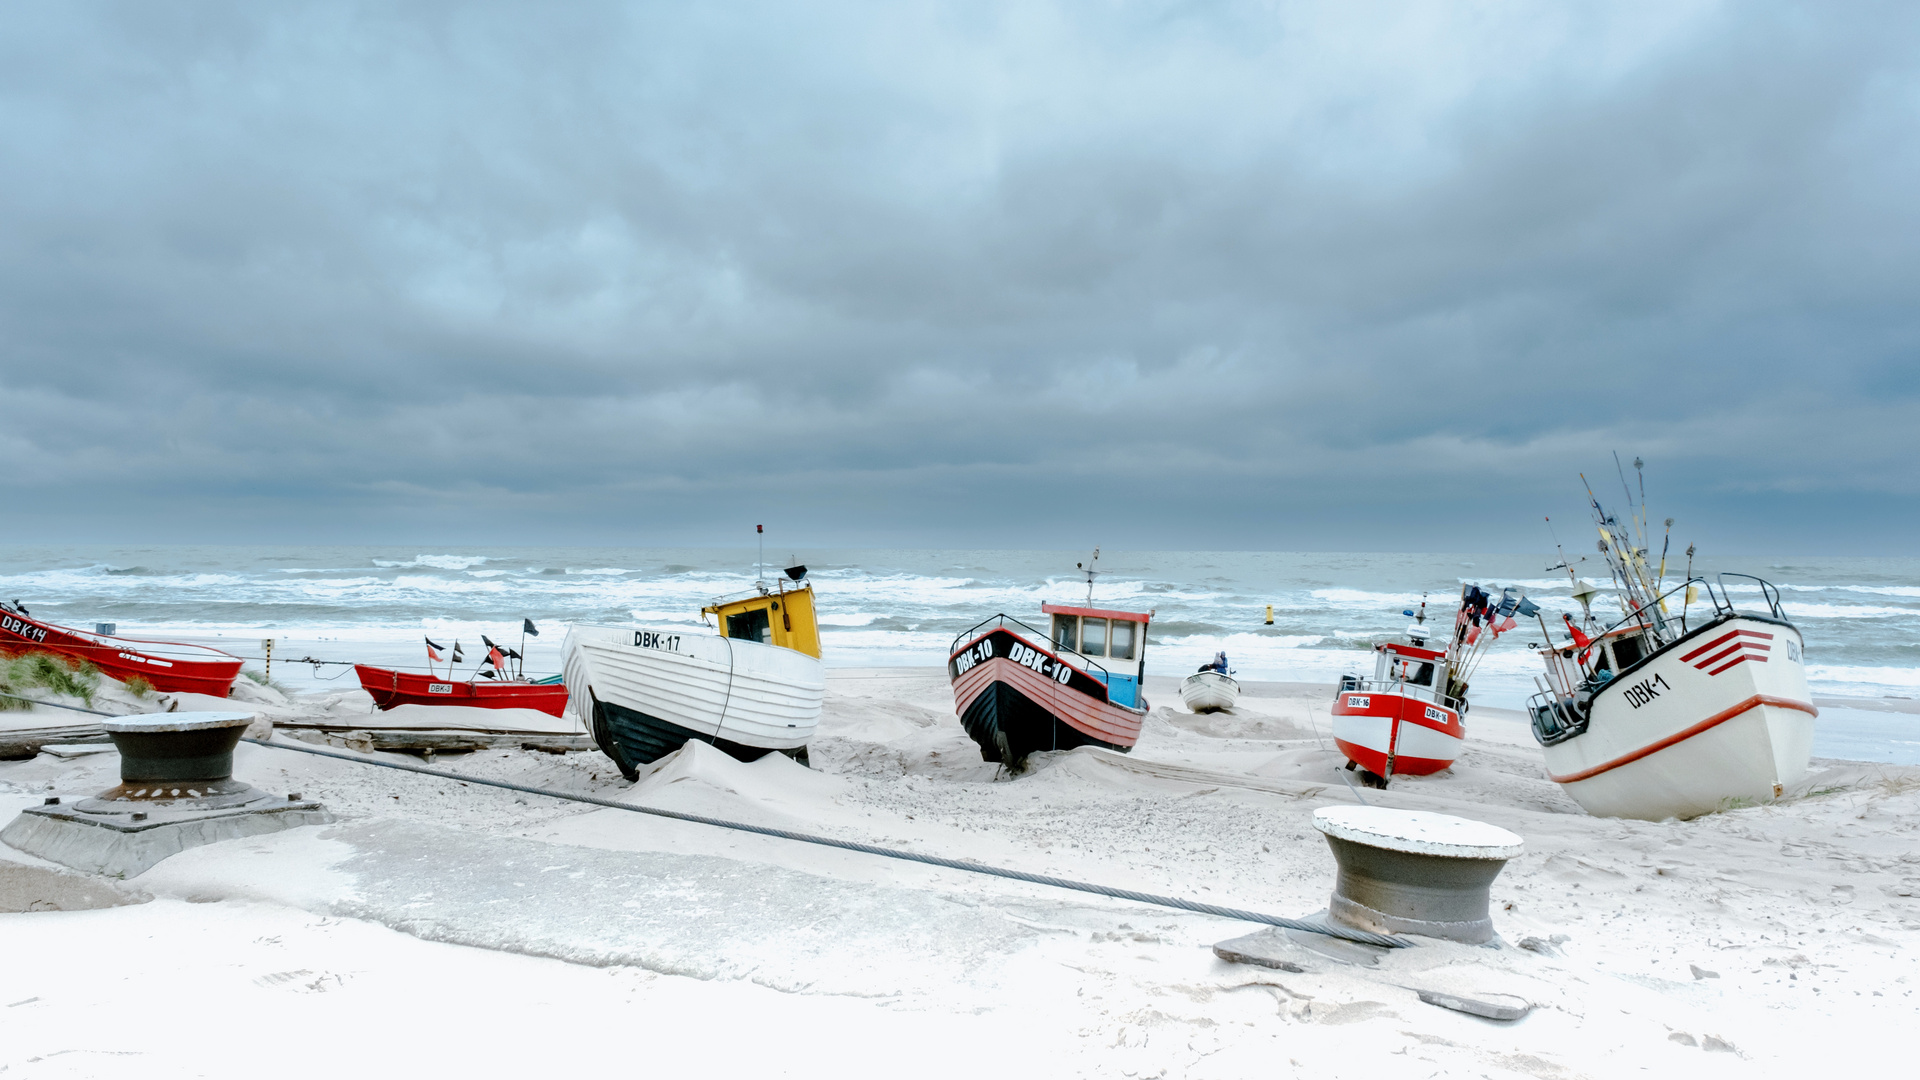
<box><xmin>1077</xmin><ymin>548</ymin><xmax>1101</xmax><ymax>604</ymax></box>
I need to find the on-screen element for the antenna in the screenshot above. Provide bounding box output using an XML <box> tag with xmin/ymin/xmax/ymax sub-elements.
<box><xmin>1075</xmin><ymin>547</ymin><xmax>1102</xmax><ymax>604</ymax></box>
<box><xmin>756</xmin><ymin>524</ymin><xmax>764</xmax><ymax>581</ymax></box>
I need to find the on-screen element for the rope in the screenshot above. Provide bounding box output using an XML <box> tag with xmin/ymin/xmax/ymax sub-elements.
<box><xmin>0</xmin><ymin>690</ymin><xmax>118</xmax><ymax>717</ymax></box>
<box><xmin>241</xmin><ymin>735</ymin><xmax>1413</xmax><ymax>949</ymax></box>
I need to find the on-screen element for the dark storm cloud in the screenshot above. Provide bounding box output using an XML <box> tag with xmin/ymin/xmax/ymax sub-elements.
<box><xmin>4</xmin><ymin>1</ymin><xmax>1918</xmax><ymax>551</ymax></box>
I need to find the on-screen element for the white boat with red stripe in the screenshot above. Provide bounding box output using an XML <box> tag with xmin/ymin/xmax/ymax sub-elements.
<box><xmin>1529</xmin><ymin>575</ymin><xmax>1814</xmax><ymax>820</ymax></box>
<box><xmin>1526</xmin><ymin>464</ymin><xmax>1815</xmax><ymax>819</ymax></box>
<box><xmin>1331</xmin><ymin>632</ymin><xmax>1466</xmax><ymax>783</ymax></box>
<box><xmin>948</xmin><ymin>601</ymin><xmax>1151</xmax><ymax>771</ymax></box>
<box><xmin>1330</xmin><ymin>583</ymin><xmax>1527</xmax><ymax>788</ymax></box>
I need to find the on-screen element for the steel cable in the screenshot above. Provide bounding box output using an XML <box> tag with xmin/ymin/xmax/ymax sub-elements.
<box><xmin>242</xmin><ymin>735</ymin><xmax>1412</xmax><ymax>949</ymax></box>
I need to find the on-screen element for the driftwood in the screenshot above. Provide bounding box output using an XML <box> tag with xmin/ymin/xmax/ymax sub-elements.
<box><xmin>279</xmin><ymin>727</ymin><xmax>594</xmax><ymax>757</ymax></box>
<box><xmin>0</xmin><ymin>725</ymin><xmax>109</xmax><ymax>759</ymax></box>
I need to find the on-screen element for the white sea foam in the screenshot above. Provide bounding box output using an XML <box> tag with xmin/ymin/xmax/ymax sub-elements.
<box><xmin>371</xmin><ymin>555</ymin><xmax>491</xmax><ymax>569</ymax></box>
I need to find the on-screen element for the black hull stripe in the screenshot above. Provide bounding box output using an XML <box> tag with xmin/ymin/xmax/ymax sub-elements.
<box><xmin>959</xmin><ymin>679</ymin><xmax>1130</xmax><ymax>766</ymax></box>
<box><xmin>593</xmin><ymin>697</ymin><xmax>805</xmax><ymax>777</ymax></box>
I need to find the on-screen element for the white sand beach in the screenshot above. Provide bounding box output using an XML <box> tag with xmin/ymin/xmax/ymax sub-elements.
<box><xmin>3</xmin><ymin>670</ymin><xmax>1915</xmax><ymax>1078</ymax></box>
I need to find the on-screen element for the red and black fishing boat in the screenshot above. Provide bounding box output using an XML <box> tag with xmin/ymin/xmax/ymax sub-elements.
<box><xmin>0</xmin><ymin>600</ymin><xmax>243</xmax><ymax>697</ymax></box>
<box><xmin>352</xmin><ymin>665</ymin><xmax>568</xmax><ymax>716</ymax></box>
<box><xmin>949</xmin><ymin>592</ymin><xmax>1152</xmax><ymax>771</ymax></box>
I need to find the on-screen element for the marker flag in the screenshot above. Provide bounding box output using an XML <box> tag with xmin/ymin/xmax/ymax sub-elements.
<box><xmin>424</xmin><ymin>637</ymin><xmax>444</xmax><ymax>663</ymax></box>
<box><xmin>523</xmin><ymin>619</ymin><xmax>539</xmax><ymax>637</ymax></box>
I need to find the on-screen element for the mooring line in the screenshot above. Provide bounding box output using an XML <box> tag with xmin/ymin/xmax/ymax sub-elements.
<box><xmin>243</xmin><ymin>736</ymin><xmax>1413</xmax><ymax>949</ymax></box>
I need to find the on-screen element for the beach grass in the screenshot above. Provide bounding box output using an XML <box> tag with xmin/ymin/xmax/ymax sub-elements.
<box><xmin>0</xmin><ymin>651</ymin><xmax>103</xmax><ymax>709</ymax></box>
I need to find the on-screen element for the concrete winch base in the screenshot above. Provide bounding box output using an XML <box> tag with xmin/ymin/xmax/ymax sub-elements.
<box><xmin>2</xmin><ymin>797</ymin><xmax>334</xmax><ymax>879</ymax></box>
<box><xmin>0</xmin><ymin>707</ymin><xmax>335</xmax><ymax>878</ymax></box>
<box><xmin>1312</xmin><ymin>806</ymin><xmax>1525</xmax><ymax>946</ymax></box>
<box><xmin>1322</xmin><ymin>835</ymin><xmax>1512</xmax><ymax>944</ymax></box>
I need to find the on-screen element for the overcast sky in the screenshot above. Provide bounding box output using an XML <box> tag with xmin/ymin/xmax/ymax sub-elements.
<box><xmin>4</xmin><ymin>2</ymin><xmax>1917</xmax><ymax>554</ymax></box>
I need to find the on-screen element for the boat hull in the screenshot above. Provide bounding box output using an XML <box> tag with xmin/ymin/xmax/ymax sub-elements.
<box><xmin>1179</xmin><ymin>671</ymin><xmax>1239</xmax><ymax>713</ymax></box>
<box><xmin>353</xmin><ymin>665</ymin><xmax>569</xmax><ymax>717</ymax></box>
<box><xmin>1330</xmin><ymin>689</ymin><xmax>1463</xmax><ymax>778</ymax></box>
<box><xmin>0</xmin><ymin>610</ymin><xmax>242</xmax><ymax>697</ymax></box>
<box><xmin>949</xmin><ymin>627</ymin><xmax>1144</xmax><ymax>768</ymax></box>
<box><xmin>563</xmin><ymin>625</ymin><xmax>825</xmax><ymax>779</ymax></box>
<box><xmin>1541</xmin><ymin>615</ymin><xmax>1814</xmax><ymax>820</ymax></box>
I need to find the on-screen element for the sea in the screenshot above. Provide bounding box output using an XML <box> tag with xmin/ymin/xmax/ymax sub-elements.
<box><xmin>3</xmin><ymin>546</ymin><xmax>1915</xmax><ymax>763</ymax></box>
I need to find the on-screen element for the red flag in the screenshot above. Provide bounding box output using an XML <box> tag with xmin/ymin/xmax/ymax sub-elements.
<box><xmin>488</xmin><ymin>645</ymin><xmax>505</xmax><ymax>670</ymax></box>
<box><xmin>1562</xmin><ymin>614</ymin><xmax>1592</xmax><ymax>649</ymax></box>
<box><xmin>425</xmin><ymin>636</ymin><xmax>444</xmax><ymax>663</ymax></box>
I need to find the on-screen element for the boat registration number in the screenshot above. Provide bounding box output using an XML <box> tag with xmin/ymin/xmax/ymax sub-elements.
<box><xmin>117</xmin><ymin>651</ymin><xmax>173</xmax><ymax>668</ymax></box>
<box><xmin>1009</xmin><ymin>641</ymin><xmax>1074</xmax><ymax>684</ymax></box>
<box><xmin>1425</xmin><ymin>706</ymin><xmax>1447</xmax><ymax>723</ymax></box>
<box><xmin>634</xmin><ymin>631</ymin><xmax>682</xmax><ymax>651</ymax></box>
<box><xmin>428</xmin><ymin>683</ymin><xmax>453</xmax><ymax>694</ymax></box>
<box><xmin>1345</xmin><ymin>695</ymin><xmax>1369</xmax><ymax>709</ymax></box>
<box><xmin>1</xmin><ymin>614</ymin><xmax>47</xmax><ymax>643</ymax></box>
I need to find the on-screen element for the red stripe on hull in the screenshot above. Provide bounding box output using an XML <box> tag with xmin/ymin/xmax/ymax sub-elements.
<box><xmin>354</xmin><ymin>665</ymin><xmax>570</xmax><ymax>717</ymax></box>
<box><xmin>1327</xmin><ymin>688</ymin><xmax>1463</xmax><ymax>775</ymax></box>
<box><xmin>1332</xmin><ymin>738</ymin><xmax>1456</xmax><ymax>778</ymax></box>
<box><xmin>1546</xmin><ymin>694</ymin><xmax>1817</xmax><ymax>784</ymax></box>
<box><xmin>954</xmin><ymin>655</ymin><xmax>1143</xmax><ymax>747</ymax></box>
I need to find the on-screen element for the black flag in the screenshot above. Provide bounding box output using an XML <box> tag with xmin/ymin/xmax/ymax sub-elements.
<box><xmin>523</xmin><ymin>618</ymin><xmax>539</xmax><ymax>637</ymax></box>
<box><xmin>452</xmin><ymin>641</ymin><xmax>464</xmax><ymax>663</ymax></box>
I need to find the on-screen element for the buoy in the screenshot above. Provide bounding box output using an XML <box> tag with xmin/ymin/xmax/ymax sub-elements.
<box><xmin>1264</xmin><ymin>604</ymin><xmax>1273</xmax><ymax>626</ymax></box>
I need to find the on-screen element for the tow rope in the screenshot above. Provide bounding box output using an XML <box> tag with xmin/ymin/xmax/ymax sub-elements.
<box><xmin>243</xmin><ymin>736</ymin><xmax>1413</xmax><ymax>949</ymax></box>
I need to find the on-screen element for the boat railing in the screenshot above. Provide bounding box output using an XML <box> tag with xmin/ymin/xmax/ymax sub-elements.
<box><xmin>1592</xmin><ymin>576</ymin><xmax>1704</xmax><ymax>643</ymax></box>
<box><xmin>1526</xmin><ymin>686</ymin><xmax>1591</xmax><ymax>746</ymax></box>
<box><xmin>1591</xmin><ymin>574</ymin><xmax>1788</xmax><ymax>648</ymax></box>
<box><xmin>1335</xmin><ymin>674</ymin><xmax>1463</xmax><ymax>713</ymax></box>
<box><xmin>952</xmin><ymin>614</ymin><xmax>1112</xmax><ymax>682</ymax></box>
<box><xmin>1710</xmin><ymin>573</ymin><xmax>1786</xmax><ymax>621</ymax></box>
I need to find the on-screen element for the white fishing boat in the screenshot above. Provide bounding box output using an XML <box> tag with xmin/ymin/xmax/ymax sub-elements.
<box><xmin>563</xmin><ymin>566</ymin><xmax>826</xmax><ymax>780</ymax></box>
<box><xmin>1526</xmin><ymin>464</ymin><xmax>1815</xmax><ymax>820</ymax></box>
<box><xmin>1180</xmin><ymin>668</ymin><xmax>1239</xmax><ymax>713</ymax></box>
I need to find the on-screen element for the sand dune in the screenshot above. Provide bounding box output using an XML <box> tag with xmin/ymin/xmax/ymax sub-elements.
<box><xmin>1</xmin><ymin>667</ymin><xmax>1914</xmax><ymax>1076</ymax></box>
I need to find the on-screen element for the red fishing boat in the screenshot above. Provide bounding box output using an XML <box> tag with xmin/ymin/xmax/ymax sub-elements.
<box><xmin>0</xmin><ymin>601</ymin><xmax>243</xmax><ymax>697</ymax></box>
<box><xmin>1330</xmin><ymin>585</ymin><xmax>1532</xmax><ymax>787</ymax></box>
<box><xmin>353</xmin><ymin>665</ymin><xmax>569</xmax><ymax>716</ymax></box>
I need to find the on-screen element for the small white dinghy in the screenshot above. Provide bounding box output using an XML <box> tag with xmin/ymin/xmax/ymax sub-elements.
<box><xmin>1180</xmin><ymin>666</ymin><xmax>1239</xmax><ymax>713</ymax></box>
<box><xmin>563</xmin><ymin>569</ymin><xmax>826</xmax><ymax>779</ymax></box>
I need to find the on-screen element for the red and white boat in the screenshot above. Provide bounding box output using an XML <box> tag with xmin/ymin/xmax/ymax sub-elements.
<box><xmin>1527</xmin><ymin>475</ymin><xmax>1814</xmax><ymax>819</ymax></box>
<box><xmin>1331</xmin><ymin>585</ymin><xmax>1526</xmax><ymax>786</ymax></box>
<box><xmin>0</xmin><ymin>601</ymin><xmax>243</xmax><ymax>697</ymax></box>
<box><xmin>949</xmin><ymin>599</ymin><xmax>1152</xmax><ymax>771</ymax></box>
<box><xmin>354</xmin><ymin>665</ymin><xmax>569</xmax><ymax>717</ymax></box>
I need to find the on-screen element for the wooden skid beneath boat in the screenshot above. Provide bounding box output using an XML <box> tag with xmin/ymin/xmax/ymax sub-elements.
<box><xmin>279</xmin><ymin>728</ymin><xmax>595</xmax><ymax>755</ymax></box>
<box><xmin>0</xmin><ymin>725</ymin><xmax>109</xmax><ymax>759</ymax></box>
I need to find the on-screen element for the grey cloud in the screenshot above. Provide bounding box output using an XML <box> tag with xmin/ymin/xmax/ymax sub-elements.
<box><xmin>3</xmin><ymin>1</ymin><xmax>1919</xmax><ymax>552</ymax></box>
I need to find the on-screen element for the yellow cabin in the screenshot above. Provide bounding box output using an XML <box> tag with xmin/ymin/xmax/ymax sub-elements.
<box><xmin>703</xmin><ymin>579</ymin><xmax>822</xmax><ymax>659</ymax></box>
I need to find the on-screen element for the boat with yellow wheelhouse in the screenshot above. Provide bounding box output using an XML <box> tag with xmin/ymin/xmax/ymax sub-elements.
<box><xmin>562</xmin><ymin>565</ymin><xmax>826</xmax><ymax>779</ymax></box>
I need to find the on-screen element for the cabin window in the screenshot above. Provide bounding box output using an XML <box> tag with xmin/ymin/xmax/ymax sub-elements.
<box><xmin>1110</xmin><ymin>620</ymin><xmax>1135</xmax><ymax>660</ymax></box>
<box><xmin>1611</xmin><ymin>635</ymin><xmax>1645</xmax><ymax>669</ymax></box>
<box><xmin>1052</xmin><ymin>615</ymin><xmax>1079</xmax><ymax>652</ymax></box>
<box><xmin>1081</xmin><ymin>618</ymin><xmax>1109</xmax><ymax>657</ymax></box>
<box><xmin>1405</xmin><ymin>661</ymin><xmax>1434</xmax><ymax>687</ymax></box>
<box><xmin>726</xmin><ymin>607</ymin><xmax>773</xmax><ymax>645</ymax></box>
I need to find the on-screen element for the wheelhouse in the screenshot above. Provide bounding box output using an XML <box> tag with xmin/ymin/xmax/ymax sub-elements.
<box><xmin>1042</xmin><ymin>602</ymin><xmax>1150</xmax><ymax>707</ymax></box>
<box><xmin>703</xmin><ymin>581</ymin><xmax>823</xmax><ymax>658</ymax></box>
